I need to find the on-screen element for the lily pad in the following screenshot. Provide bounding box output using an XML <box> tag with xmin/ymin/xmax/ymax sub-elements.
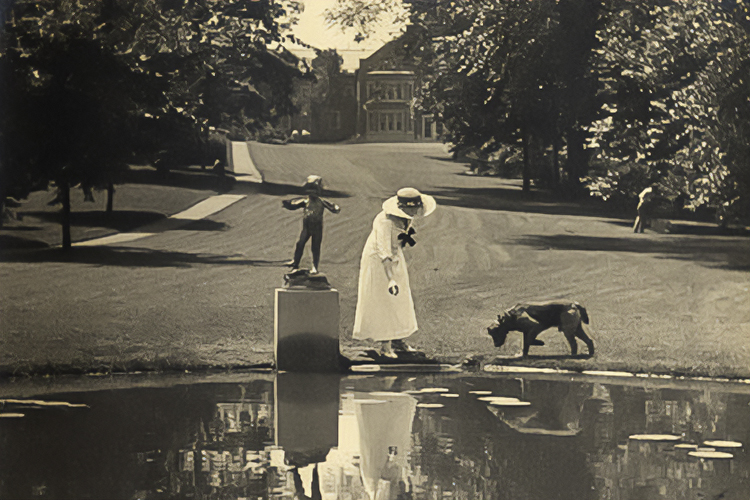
<box><xmin>703</xmin><ymin>440</ymin><xmax>742</xmax><ymax>448</ymax></box>
<box><xmin>629</xmin><ymin>434</ymin><xmax>682</xmax><ymax>441</ymax></box>
<box><xmin>689</xmin><ymin>450</ymin><xmax>734</xmax><ymax>459</ymax></box>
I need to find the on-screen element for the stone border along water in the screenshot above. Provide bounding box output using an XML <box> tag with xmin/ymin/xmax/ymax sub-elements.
<box><xmin>484</xmin><ymin>364</ymin><xmax>750</xmax><ymax>387</ymax></box>
<box><xmin>351</xmin><ymin>362</ymin><xmax>750</xmax><ymax>387</ymax></box>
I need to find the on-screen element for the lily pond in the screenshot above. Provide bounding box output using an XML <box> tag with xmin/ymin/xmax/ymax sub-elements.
<box><xmin>1</xmin><ymin>370</ymin><xmax>749</xmax><ymax>500</ymax></box>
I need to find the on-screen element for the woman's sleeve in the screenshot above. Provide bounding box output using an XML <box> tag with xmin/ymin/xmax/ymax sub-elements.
<box><xmin>374</xmin><ymin>217</ymin><xmax>397</xmax><ymax>262</ymax></box>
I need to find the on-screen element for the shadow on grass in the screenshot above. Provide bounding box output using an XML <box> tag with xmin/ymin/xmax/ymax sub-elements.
<box><xmin>122</xmin><ymin>165</ymin><xmax>227</xmax><ymax>192</ymax></box>
<box><xmin>430</xmin><ymin>184</ymin><xmax>631</xmax><ymax>220</ymax></box>
<box><xmin>257</xmin><ymin>180</ymin><xmax>352</xmax><ymax>199</ymax></box>
<box><xmin>516</xmin><ymin>234</ymin><xmax>750</xmax><ymax>270</ymax></box>
<box><xmin>0</xmin><ymin>245</ymin><xmax>289</xmax><ymax>268</ymax></box>
<box><xmin>0</xmin><ymin>234</ymin><xmax>50</xmax><ymax>250</ymax></box>
<box><xmin>21</xmin><ymin>210</ymin><xmax>166</xmax><ymax>232</ymax></box>
<box><xmin>431</xmin><ymin>184</ymin><xmax>747</xmax><ymax>238</ymax></box>
<box><xmin>226</xmin><ymin>179</ymin><xmax>351</xmax><ymax>199</ymax></box>
<box><xmin>0</xmin><ymin>225</ymin><xmax>43</xmax><ymax>232</ymax></box>
<box><xmin>425</xmin><ymin>155</ymin><xmax>465</xmax><ymax>164</ymax></box>
<box><xmin>490</xmin><ymin>353</ymin><xmax>592</xmax><ymax>364</ymax></box>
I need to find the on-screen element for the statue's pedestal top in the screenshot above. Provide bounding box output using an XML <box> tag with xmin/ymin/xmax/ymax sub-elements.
<box><xmin>283</xmin><ymin>269</ymin><xmax>331</xmax><ymax>290</ymax></box>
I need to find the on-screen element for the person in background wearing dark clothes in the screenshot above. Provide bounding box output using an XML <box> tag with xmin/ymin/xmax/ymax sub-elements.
<box><xmin>283</xmin><ymin>175</ymin><xmax>340</xmax><ymax>274</ymax></box>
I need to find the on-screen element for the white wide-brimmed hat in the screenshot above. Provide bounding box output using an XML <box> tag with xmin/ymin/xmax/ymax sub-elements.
<box><xmin>382</xmin><ymin>187</ymin><xmax>437</xmax><ymax>219</ymax></box>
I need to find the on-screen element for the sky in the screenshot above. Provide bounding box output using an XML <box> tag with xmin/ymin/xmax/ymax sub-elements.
<box><xmin>286</xmin><ymin>0</ymin><xmax>406</xmax><ymax>71</ymax></box>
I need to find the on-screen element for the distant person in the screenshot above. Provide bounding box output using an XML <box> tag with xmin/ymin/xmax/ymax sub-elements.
<box><xmin>353</xmin><ymin>187</ymin><xmax>436</xmax><ymax>358</ymax></box>
<box><xmin>633</xmin><ymin>185</ymin><xmax>658</xmax><ymax>233</ymax></box>
<box><xmin>282</xmin><ymin>175</ymin><xmax>340</xmax><ymax>274</ymax></box>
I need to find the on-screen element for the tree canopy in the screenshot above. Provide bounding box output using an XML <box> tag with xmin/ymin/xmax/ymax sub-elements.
<box><xmin>328</xmin><ymin>0</ymin><xmax>750</xmax><ymax>223</ymax></box>
<box><xmin>1</xmin><ymin>0</ymin><xmax>307</xmax><ymax>245</ymax></box>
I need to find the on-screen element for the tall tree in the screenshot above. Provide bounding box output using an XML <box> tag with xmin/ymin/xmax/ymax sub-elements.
<box><xmin>584</xmin><ymin>0</ymin><xmax>750</xmax><ymax>223</ymax></box>
<box><xmin>1</xmin><ymin>0</ymin><xmax>307</xmax><ymax>247</ymax></box>
<box><xmin>329</xmin><ymin>0</ymin><xmax>603</xmax><ymax>194</ymax></box>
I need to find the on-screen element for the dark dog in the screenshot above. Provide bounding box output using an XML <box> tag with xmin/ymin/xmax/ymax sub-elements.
<box><xmin>487</xmin><ymin>301</ymin><xmax>595</xmax><ymax>357</ymax></box>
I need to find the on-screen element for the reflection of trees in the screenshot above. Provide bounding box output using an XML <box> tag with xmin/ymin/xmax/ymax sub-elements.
<box><xmin>404</xmin><ymin>379</ymin><xmax>750</xmax><ymax>500</ymax></box>
<box><xmin>605</xmin><ymin>387</ymin><xmax>749</xmax><ymax>500</ymax></box>
<box><xmin>408</xmin><ymin>381</ymin><xmax>594</xmax><ymax>500</ymax></box>
<box><xmin>167</xmin><ymin>382</ymin><xmax>279</xmax><ymax>499</ymax></box>
<box><xmin>2</xmin><ymin>375</ymin><xmax>750</xmax><ymax>499</ymax></box>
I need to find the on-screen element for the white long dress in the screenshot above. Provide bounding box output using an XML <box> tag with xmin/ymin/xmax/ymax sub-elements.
<box><xmin>354</xmin><ymin>392</ymin><xmax>417</xmax><ymax>500</ymax></box>
<box><xmin>353</xmin><ymin>211</ymin><xmax>417</xmax><ymax>341</ymax></box>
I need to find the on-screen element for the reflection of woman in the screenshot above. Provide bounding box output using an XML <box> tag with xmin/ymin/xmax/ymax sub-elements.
<box><xmin>353</xmin><ymin>188</ymin><xmax>437</xmax><ymax>357</ymax></box>
<box><xmin>354</xmin><ymin>392</ymin><xmax>417</xmax><ymax>500</ymax></box>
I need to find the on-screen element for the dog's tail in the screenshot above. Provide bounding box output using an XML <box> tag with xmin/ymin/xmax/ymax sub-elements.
<box><xmin>575</xmin><ymin>303</ymin><xmax>589</xmax><ymax>324</ymax></box>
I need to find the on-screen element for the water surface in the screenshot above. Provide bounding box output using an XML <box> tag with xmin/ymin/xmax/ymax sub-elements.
<box><xmin>1</xmin><ymin>372</ymin><xmax>749</xmax><ymax>499</ymax></box>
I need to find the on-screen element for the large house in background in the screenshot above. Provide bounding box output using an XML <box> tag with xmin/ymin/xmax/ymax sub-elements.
<box><xmin>311</xmin><ymin>71</ymin><xmax>357</xmax><ymax>142</ymax></box>
<box><xmin>355</xmin><ymin>32</ymin><xmax>441</xmax><ymax>142</ymax></box>
<box><xmin>287</xmin><ymin>29</ymin><xmax>441</xmax><ymax>143</ymax></box>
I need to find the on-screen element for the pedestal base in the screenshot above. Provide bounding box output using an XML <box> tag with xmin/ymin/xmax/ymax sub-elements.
<box><xmin>274</xmin><ymin>288</ymin><xmax>340</xmax><ymax>372</ymax></box>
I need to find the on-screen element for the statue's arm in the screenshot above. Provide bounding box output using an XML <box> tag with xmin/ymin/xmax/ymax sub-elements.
<box><xmin>322</xmin><ymin>199</ymin><xmax>341</xmax><ymax>214</ymax></box>
<box><xmin>282</xmin><ymin>197</ymin><xmax>307</xmax><ymax>210</ymax></box>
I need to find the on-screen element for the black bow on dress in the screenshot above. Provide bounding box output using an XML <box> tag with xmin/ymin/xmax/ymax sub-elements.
<box><xmin>398</xmin><ymin>227</ymin><xmax>417</xmax><ymax>247</ymax></box>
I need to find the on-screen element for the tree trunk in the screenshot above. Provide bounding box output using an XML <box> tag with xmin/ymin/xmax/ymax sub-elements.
<box><xmin>565</xmin><ymin>125</ymin><xmax>588</xmax><ymax>197</ymax></box>
<box><xmin>552</xmin><ymin>133</ymin><xmax>561</xmax><ymax>188</ymax></box>
<box><xmin>522</xmin><ymin>127</ymin><xmax>531</xmax><ymax>193</ymax></box>
<box><xmin>106</xmin><ymin>183</ymin><xmax>114</xmax><ymax>212</ymax></box>
<box><xmin>61</xmin><ymin>183</ymin><xmax>71</xmax><ymax>250</ymax></box>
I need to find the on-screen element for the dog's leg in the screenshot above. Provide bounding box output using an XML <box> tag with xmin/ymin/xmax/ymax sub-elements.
<box><xmin>563</xmin><ymin>330</ymin><xmax>578</xmax><ymax>355</ymax></box>
<box><xmin>517</xmin><ymin>313</ymin><xmax>545</xmax><ymax>356</ymax></box>
<box><xmin>524</xmin><ymin>328</ymin><xmax>547</xmax><ymax>356</ymax></box>
<box><xmin>576</xmin><ymin>325</ymin><xmax>595</xmax><ymax>356</ymax></box>
<box><xmin>560</xmin><ymin>308</ymin><xmax>581</xmax><ymax>356</ymax></box>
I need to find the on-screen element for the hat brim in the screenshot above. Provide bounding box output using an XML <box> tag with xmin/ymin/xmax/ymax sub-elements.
<box><xmin>382</xmin><ymin>193</ymin><xmax>437</xmax><ymax>219</ymax></box>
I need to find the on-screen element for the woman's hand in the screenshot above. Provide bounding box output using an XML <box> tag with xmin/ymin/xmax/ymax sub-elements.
<box><xmin>388</xmin><ymin>279</ymin><xmax>399</xmax><ymax>296</ymax></box>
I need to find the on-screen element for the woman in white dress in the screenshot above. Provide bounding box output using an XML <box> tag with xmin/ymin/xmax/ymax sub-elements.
<box><xmin>353</xmin><ymin>187</ymin><xmax>437</xmax><ymax>357</ymax></box>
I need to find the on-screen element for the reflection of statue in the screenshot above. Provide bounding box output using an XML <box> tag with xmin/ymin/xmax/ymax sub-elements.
<box><xmin>283</xmin><ymin>175</ymin><xmax>341</xmax><ymax>274</ymax></box>
<box><xmin>354</xmin><ymin>392</ymin><xmax>417</xmax><ymax>500</ymax></box>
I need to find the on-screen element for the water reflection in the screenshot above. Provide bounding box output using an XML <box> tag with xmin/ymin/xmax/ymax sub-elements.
<box><xmin>1</xmin><ymin>373</ymin><xmax>749</xmax><ymax>499</ymax></box>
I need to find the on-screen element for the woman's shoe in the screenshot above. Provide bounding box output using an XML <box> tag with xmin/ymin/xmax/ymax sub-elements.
<box><xmin>391</xmin><ymin>339</ymin><xmax>417</xmax><ymax>353</ymax></box>
<box><xmin>379</xmin><ymin>341</ymin><xmax>398</xmax><ymax>359</ymax></box>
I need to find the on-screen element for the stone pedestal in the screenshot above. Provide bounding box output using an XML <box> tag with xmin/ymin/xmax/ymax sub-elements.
<box><xmin>274</xmin><ymin>288</ymin><xmax>340</xmax><ymax>372</ymax></box>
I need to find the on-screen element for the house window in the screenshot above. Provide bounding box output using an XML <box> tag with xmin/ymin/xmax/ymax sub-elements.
<box><xmin>387</xmin><ymin>86</ymin><xmax>394</xmax><ymax>100</ymax></box>
<box><xmin>396</xmin><ymin>85</ymin><xmax>402</xmax><ymax>100</ymax></box>
<box><xmin>388</xmin><ymin>113</ymin><xmax>394</xmax><ymax>131</ymax></box>
<box><xmin>380</xmin><ymin>114</ymin><xmax>387</xmax><ymax>131</ymax></box>
<box><xmin>369</xmin><ymin>112</ymin><xmax>378</xmax><ymax>132</ymax></box>
<box><xmin>396</xmin><ymin>113</ymin><xmax>402</xmax><ymax>131</ymax></box>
